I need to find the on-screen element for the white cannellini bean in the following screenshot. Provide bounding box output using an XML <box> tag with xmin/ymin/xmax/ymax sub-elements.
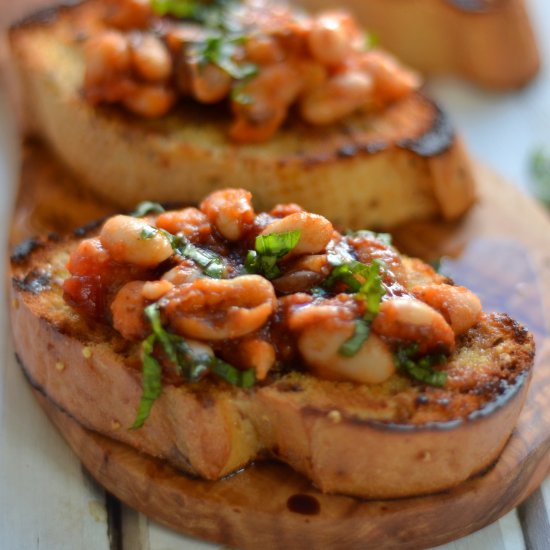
<box><xmin>200</xmin><ymin>189</ymin><xmax>256</xmax><ymax>241</ymax></box>
<box><xmin>300</xmin><ymin>71</ymin><xmax>373</xmax><ymax>125</ymax></box>
<box><xmin>298</xmin><ymin>319</ymin><xmax>395</xmax><ymax>384</ymax></box>
<box><xmin>412</xmin><ymin>284</ymin><xmax>483</xmax><ymax>335</ymax></box>
<box><xmin>164</xmin><ymin>275</ymin><xmax>277</xmax><ymax>340</ymax></box>
<box><xmin>130</xmin><ymin>33</ymin><xmax>172</xmax><ymax>82</ymax></box>
<box><xmin>371</xmin><ymin>297</ymin><xmax>455</xmax><ymax>353</ymax></box>
<box><xmin>260</xmin><ymin>212</ymin><xmax>333</xmax><ymax>256</ymax></box>
<box><xmin>100</xmin><ymin>215</ymin><xmax>173</xmax><ymax>267</ymax></box>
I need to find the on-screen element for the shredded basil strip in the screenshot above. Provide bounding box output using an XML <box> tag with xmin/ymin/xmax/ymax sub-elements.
<box><xmin>144</xmin><ymin>303</ymin><xmax>179</xmax><ymax>363</ymax></box>
<box><xmin>211</xmin><ymin>358</ymin><xmax>256</xmax><ymax>388</ymax></box>
<box><xmin>364</xmin><ymin>31</ymin><xmax>379</xmax><ymax>49</ymax></box>
<box><xmin>131</xmin><ymin>201</ymin><xmax>165</xmax><ymax>217</ymax></box>
<box><xmin>192</xmin><ymin>35</ymin><xmax>258</xmax><ymax>80</ymax></box>
<box><xmin>339</xmin><ymin>319</ymin><xmax>370</xmax><ymax>357</ymax></box>
<box><xmin>151</xmin><ymin>0</ymin><xmax>241</xmax><ymax>35</ymax></box>
<box><xmin>151</xmin><ymin>0</ymin><xmax>196</xmax><ymax>17</ymax></box>
<box><xmin>245</xmin><ymin>229</ymin><xmax>301</xmax><ymax>279</ymax></box>
<box><xmin>325</xmin><ymin>259</ymin><xmax>386</xmax><ymax>357</ymax></box>
<box><xmin>151</xmin><ymin>0</ymin><xmax>232</xmax><ymax>22</ymax></box>
<box><xmin>140</xmin><ymin>225</ymin><xmax>159</xmax><ymax>240</ymax></box>
<box><xmin>256</xmin><ymin>230</ymin><xmax>302</xmax><ymax>256</ymax></box>
<box><xmin>133</xmin><ymin>303</ymin><xmax>256</xmax><ymax>427</ymax></box>
<box><xmin>132</xmin><ymin>335</ymin><xmax>163</xmax><ymax>429</ymax></box>
<box><xmin>157</xmin><ymin>229</ymin><xmax>225</xmax><ymax>278</ymax></box>
<box><xmin>176</xmin><ymin>238</ymin><xmax>226</xmax><ymax>278</ymax></box>
<box><xmin>395</xmin><ymin>344</ymin><xmax>448</xmax><ymax>387</ymax></box>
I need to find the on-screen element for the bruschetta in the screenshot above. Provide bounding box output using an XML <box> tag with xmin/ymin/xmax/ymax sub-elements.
<box><xmin>10</xmin><ymin>188</ymin><xmax>534</xmax><ymax>499</ymax></box>
<box><xmin>9</xmin><ymin>0</ymin><xmax>476</xmax><ymax>229</ymax></box>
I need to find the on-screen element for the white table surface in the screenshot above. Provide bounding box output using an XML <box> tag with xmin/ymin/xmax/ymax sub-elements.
<box><xmin>2</xmin><ymin>1</ymin><xmax>550</xmax><ymax>548</ymax></box>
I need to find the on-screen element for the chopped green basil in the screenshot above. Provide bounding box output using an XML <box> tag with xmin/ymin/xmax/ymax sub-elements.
<box><xmin>325</xmin><ymin>259</ymin><xmax>386</xmax><ymax>317</ymax></box>
<box><xmin>325</xmin><ymin>259</ymin><xmax>385</xmax><ymax>357</ymax></box>
<box><xmin>364</xmin><ymin>31</ymin><xmax>379</xmax><ymax>49</ymax></box>
<box><xmin>151</xmin><ymin>0</ymin><xmax>234</xmax><ymax>23</ymax></box>
<box><xmin>256</xmin><ymin>230</ymin><xmax>302</xmax><ymax>257</ymax></box>
<box><xmin>151</xmin><ymin>0</ymin><xmax>196</xmax><ymax>18</ymax></box>
<box><xmin>140</xmin><ymin>225</ymin><xmax>159</xmax><ymax>240</ymax></box>
<box><xmin>245</xmin><ymin>229</ymin><xmax>301</xmax><ymax>279</ymax></box>
<box><xmin>339</xmin><ymin>319</ymin><xmax>370</xmax><ymax>357</ymax></box>
<box><xmin>144</xmin><ymin>303</ymin><xmax>180</xmax><ymax>363</ymax></box>
<box><xmin>395</xmin><ymin>344</ymin><xmax>447</xmax><ymax>387</ymax></box>
<box><xmin>131</xmin><ymin>201</ymin><xmax>165</xmax><ymax>217</ymax></box>
<box><xmin>158</xmin><ymin>229</ymin><xmax>225</xmax><ymax>278</ymax></box>
<box><xmin>137</xmin><ymin>225</ymin><xmax>225</xmax><ymax>277</ymax></box>
<box><xmin>211</xmin><ymin>358</ymin><xmax>256</xmax><ymax>388</ymax></box>
<box><xmin>132</xmin><ymin>334</ymin><xmax>163</xmax><ymax>429</ymax></box>
<box><xmin>175</xmin><ymin>238</ymin><xmax>226</xmax><ymax>278</ymax></box>
<box><xmin>133</xmin><ymin>302</ymin><xmax>255</xmax><ymax>427</ymax></box>
<box><xmin>193</xmin><ymin>35</ymin><xmax>258</xmax><ymax>80</ymax></box>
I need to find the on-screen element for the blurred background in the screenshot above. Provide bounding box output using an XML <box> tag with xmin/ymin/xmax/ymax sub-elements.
<box><xmin>2</xmin><ymin>0</ymin><xmax>549</xmax><ymax>203</ymax></box>
<box><xmin>427</xmin><ymin>0</ymin><xmax>550</xmax><ymax>202</ymax></box>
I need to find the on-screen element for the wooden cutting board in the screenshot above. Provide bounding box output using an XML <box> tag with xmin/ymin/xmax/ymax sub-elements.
<box><xmin>11</xmin><ymin>140</ymin><xmax>550</xmax><ymax>549</ymax></box>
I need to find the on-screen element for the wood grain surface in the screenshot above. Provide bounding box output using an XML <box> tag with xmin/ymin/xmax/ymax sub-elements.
<box><xmin>9</xmin><ymin>139</ymin><xmax>550</xmax><ymax>550</ymax></box>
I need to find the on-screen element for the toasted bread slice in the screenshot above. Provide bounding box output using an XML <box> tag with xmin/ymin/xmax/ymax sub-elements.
<box><xmin>10</xmin><ymin>221</ymin><xmax>534</xmax><ymax>499</ymax></box>
<box><xmin>299</xmin><ymin>0</ymin><xmax>540</xmax><ymax>90</ymax></box>
<box><xmin>9</xmin><ymin>0</ymin><xmax>476</xmax><ymax>230</ymax></box>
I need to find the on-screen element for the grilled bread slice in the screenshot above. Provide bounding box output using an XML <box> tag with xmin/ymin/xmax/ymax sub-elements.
<box><xmin>9</xmin><ymin>0</ymin><xmax>476</xmax><ymax>230</ymax></box>
<box><xmin>10</xmin><ymin>212</ymin><xmax>534</xmax><ymax>499</ymax></box>
<box><xmin>299</xmin><ymin>0</ymin><xmax>540</xmax><ymax>90</ymax></box>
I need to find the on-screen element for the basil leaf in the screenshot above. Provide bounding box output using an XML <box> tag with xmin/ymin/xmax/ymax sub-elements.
<box><xmin>151</xmin><ymin>0</ymin><xmax>240</xmax><ymax>33</ymax></box>
<box><xmin>395</xmin><ymin>345</ymin><xmax>448</xmax><ymax>387</ymax></box>
<box><xmin>339</xmin><ymin>319</ymin><xmax>370</xmax><ymax>357</ymax></box>
<box><xmin>211</xmin><ymin>358</ymin><xmax>256</xmax><ymax>388</ymax></box>
<box><xmin>256</xmin><ymin>230</ymin><xmax>301</xmax><ymax>257</ymax></box>
<box><xmin>140</xmin><ymin>225</ymin><xmax>159</xmax><ymax>240</ymax></box>
<box><xmin>144</xmin><ymin>303</ymin><xmax>179</xmax><ymax>363</ymax></box>
<box><xmin>177</xmin><ymin>238</ymin><xmax>226</xmax><ymax>278</ymax></box>
<box><xmin>193</xmin><ymin>35</ymin><xmax>257</xmax><ymax>80</ymax></box>
<box><xmin>131</xmin><ymin>201</ymin><xmax>165</xmax><ymax>217</ymax></box>
<box><xmin>135</xmin><ymin>295</ymin><xmax>258</xmax><ymax>427</ymax></box>
<box><xmin>324</xmin><ymin>259</ymin><xmax>386</xmax><ymax>315</ymax></box>
<box><xmin>358</xmin><ymin>259</ymin><xmax>386</xmax><ymax>318</ymax></box>
<box><xmin>159</xmin><ymin>230</ymin><xmax>225</xmax><ymax>278</ymax></box>
<box><xmin>324</xmin><ymin>261</ymin><xmax>365</xmax><ymax>292</ymax></box>
<box><xmin>151</xmin><ymin>0</ymin><xmax>196</xmax><ymax>17</ymax></box>
<box><xmin>364</xmin><ymin>31</ymin><xmax>379</xmax><ymax>49</ymax></box>
<box><xmin>245</xmin><ymin>230</ymin><xmax>301</xmax><ymax>280</ymax></box>
<box><xmin>132</xmin><ymin>334</ymin><xmax>163</xmax><ymax>429</ymax></box>
<box><xmin>330</xmin><ymin>260</ymin><xmax>385</xmax><ymax>358</ymax></box>
<box><xmin>402</xmin><ymin>361</ymin><xmax>447</xmax><ymax>387</ymax></box>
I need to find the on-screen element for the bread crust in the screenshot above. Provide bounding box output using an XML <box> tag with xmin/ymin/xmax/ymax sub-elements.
<box><xmin>9</xmin><ymin>0</ymin><xmax>476</xmax><ymax>229</ymax></box>
<box><xmin>10</xmin><ymin>229</ymin><xmax>535</xmax><ymax>499</ymax></box>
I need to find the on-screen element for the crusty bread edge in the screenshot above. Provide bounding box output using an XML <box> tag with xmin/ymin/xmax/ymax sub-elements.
<box><xmin>8</xmin><ymin>2</ymin><xmax>477</xmax><ymax>229</ymax></box>
<box><xmin>9</xmin><ymin>230</ymin><xmax>533</xmax><ymax>498</ymax></box>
